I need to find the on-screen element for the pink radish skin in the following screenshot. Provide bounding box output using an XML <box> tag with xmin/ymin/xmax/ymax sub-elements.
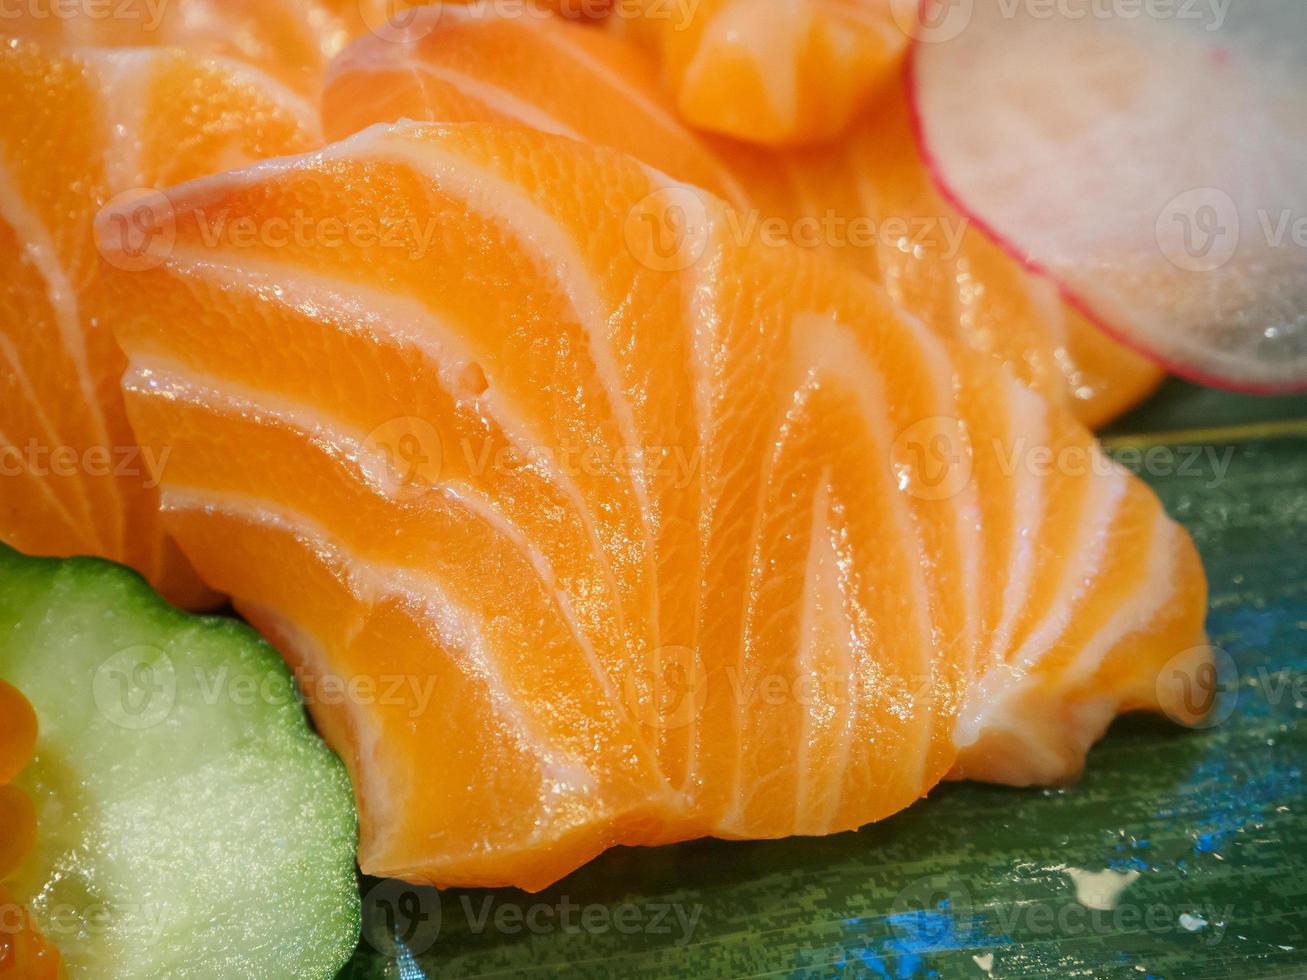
<box><xmin>907</xmin><ymin>0</ymin><xmax>1307</xmax><ymax>394</ymax></box>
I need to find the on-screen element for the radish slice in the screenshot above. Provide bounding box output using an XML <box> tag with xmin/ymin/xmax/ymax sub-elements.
<box><xmin>909</xmin><ymin>0</ymin><xmax>1307</xmax><ymax>392</ymax></box>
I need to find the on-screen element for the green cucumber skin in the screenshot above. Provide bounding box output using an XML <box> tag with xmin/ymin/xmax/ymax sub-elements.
<box><xmin>0</xmin><ymin>544</ymin><xmax>361</xmax><ymax>979</ymax></box>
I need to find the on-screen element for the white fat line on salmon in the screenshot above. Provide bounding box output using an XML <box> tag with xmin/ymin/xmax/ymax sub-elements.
<box><xmin>188</xmin><ymin>207</ymin><xmax>440</xmax><ymax>262</ymax></box>
<box><xmin>459</xmin><ymin>894</ymin><xmax>704</xmax><ymax>946</ymax></box>
<box><xmin>377</xmin><ymin>135</ymin><xmax>665</xmax><ymax>656</ymax></box>
<box><xmin>1008</xmin><ymin>470</ymin><xmax>1124</xmax><ymax>665</ymax></box>
<box><xmin>953</xmin><ymin>469</ymin><xmax>1124</xmax><ymax>754</ymax></box>
<box><xmin>393</xmin><ymin>57</ymin><xmax>585</xmax><ymax>141</ymax></box>
<box><xmin>672</xmin><ymin>209</ymin><xmax>722</xmax><ymax>796</ymax></box>
<box><xmin>122</xmin><ymin>254</ymin><xmax>646</xmax><ymax>760</ymax></box>
<box><xmin>0</xmin><ymin>429</ymin><xmax>82</xmax><ymax>535</ymax></box>
<box><xmin>373</xmin><ymin>139</ymin><xmax>657</xmax><ymax>515</ymax></box>
<box><xmin>966</xmin><ymin>504</ymin><xmax>1183</xmax><ymax>780</ymax></box>
<box><xmin>80</xmin><ymin>50</ymin><xmax>152</xmax><ymax>191</ymax></box>
<box><xmin>794</xmin><ymin>475</ymin><xmax>853</xmax><ymax>834</ymax></box>
<box><xmin>1065</xmin><ymin>517</ymin><xmax>1180</xmax><ymax>684</ymax></box>
<box><xmin>161</xmin><ymin>486</ymin><xmax>601</xmax><ymax>800</ymax></box>
<box><xmin>179</xmin><ymin>248</ymin><xmax>565</xmax><ymax>477</ymax></box>
<box><xmin>995</xmin><ymin>0</ymin><xmax>1231</xmax><ymax>31</ymax></box>
<box><xmin>1257</xmin><ymin>210</ymin><xmax>1307</xmax><ymax>249</ymax></box>
<box><xmin>192</xmin><ymin>54</ymin><xmax>322</xmax><ymax>138</ymax></box>
<box><xmin>156</xmin><ymin>248</ymin><xmax>497</xmax><ymax>404</ymax></box>
<box><xmin>986</xmin><ymin>382</ymin><xmax>1046</xmax><ymax>668</ymax></box>
<box><xmin>126</xmin><ymin>360</ymin><xmax>650</xmax><ymax>750</ymax></box>
<box><xmin>146</xmin><ymin>153</ymin><xmax>648</xmax><ymax>652</ymax></box>
<box><xmin>722</xmin><ymin>313</ymin><xmax>941</xmax><ymax>828</ymax></box>
<box><xmin>0</xmin><ymin>336</ymin><xmax>95</xmax><ymax>530</ymax></box>
<box><xmin>0</xmin><ymin>158</ymin><xmax>122</xmax><ymax>551</ymax></box>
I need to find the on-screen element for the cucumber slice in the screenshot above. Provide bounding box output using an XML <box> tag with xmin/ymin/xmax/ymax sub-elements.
<box><xmin>0</xmin><ymin>545</ymin><xmax>360</xmax><ymax>978</ymax></box>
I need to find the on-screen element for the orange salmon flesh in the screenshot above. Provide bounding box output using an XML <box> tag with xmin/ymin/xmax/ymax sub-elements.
<box><xmin>96</xmin><ymin>122</ymin><xmax>1209</xmax><ymax>891</ymax></box>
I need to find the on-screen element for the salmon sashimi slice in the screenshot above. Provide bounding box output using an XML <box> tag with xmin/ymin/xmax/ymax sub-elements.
<box><xmin>324</xmin><ymin>3</ymin><xmax>753</xmax><ymax>210</ymax></box>
<box><xmin>4</xmin><ymin>0</ymin><xmax>379</xmax><ymax>96</ymax></box>
<box><xmin>744</xmin><ymin>72</ymin><xmax>1166</xmax><ymax>428</ymax></box>
<box><xmin>97</xmin><ymin>121</ymin><xmax>1210</xmax><ymax>890</ymax></box>
<box><xmin>0</xmin><ymin>39</ymin><xmax>319</xmax><ymax>607</ymax></box>
<box><xmin>322</xmin><ymin>6</ymin><xmax>1162</xmax><ymax>428</ymax></box>
<box><xmin>610</xmin><ymin>0</ymin><xmax>907</xmax><ymax>145</ymax></box>
<box><xmin>3</xmin><ymin>0</ymin><xmax>618</xmax><ymax>100</ymax></box>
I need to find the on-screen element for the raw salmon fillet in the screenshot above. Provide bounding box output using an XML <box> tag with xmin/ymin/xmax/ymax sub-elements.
<box><xmin>5</xmin><ymin>0</ymin><xmax>622</xmax><ymax>100</ymax></box>
<box><xmin>323</xmin><ymin>6</ymin><xmax>1162</xmax><ymax>427</ymax></box>
<box><xmin>98</xmin><ymin>121</ymin><xmax>1210</xmax><ymax>890</ymax></box>
<box><xmin>0</xmin><ymin>39</ymin><xmax>319</xmax><ymax>607</ymax></box>
<box><xmin>611</xmin><ymin>0</ymin><xmax>907</xmax><ymax>145</ymax></box>
<box><xmin>5</xmin><ymin>0</ymin><xmax>375</xmax><ymax>96</ymax></box>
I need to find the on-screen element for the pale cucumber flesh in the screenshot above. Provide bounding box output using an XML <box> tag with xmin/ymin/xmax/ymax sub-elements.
<box><xmin>0</xmin><ymin>546</ymin><xmax>360</xmax><ymax>979</ymax></box>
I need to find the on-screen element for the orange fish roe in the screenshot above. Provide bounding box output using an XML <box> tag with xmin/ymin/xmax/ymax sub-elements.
<box><xmin>0</xmin><ymin>682</ymin><xmax>62</xmax><ymax>979</ymax></box>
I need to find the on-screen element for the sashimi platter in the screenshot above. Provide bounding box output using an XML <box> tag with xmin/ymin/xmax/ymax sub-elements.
<box><xmin>2</xmin><ymin>0</ymin><xmax>1306</xmax><ymax>977</ymax></box>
